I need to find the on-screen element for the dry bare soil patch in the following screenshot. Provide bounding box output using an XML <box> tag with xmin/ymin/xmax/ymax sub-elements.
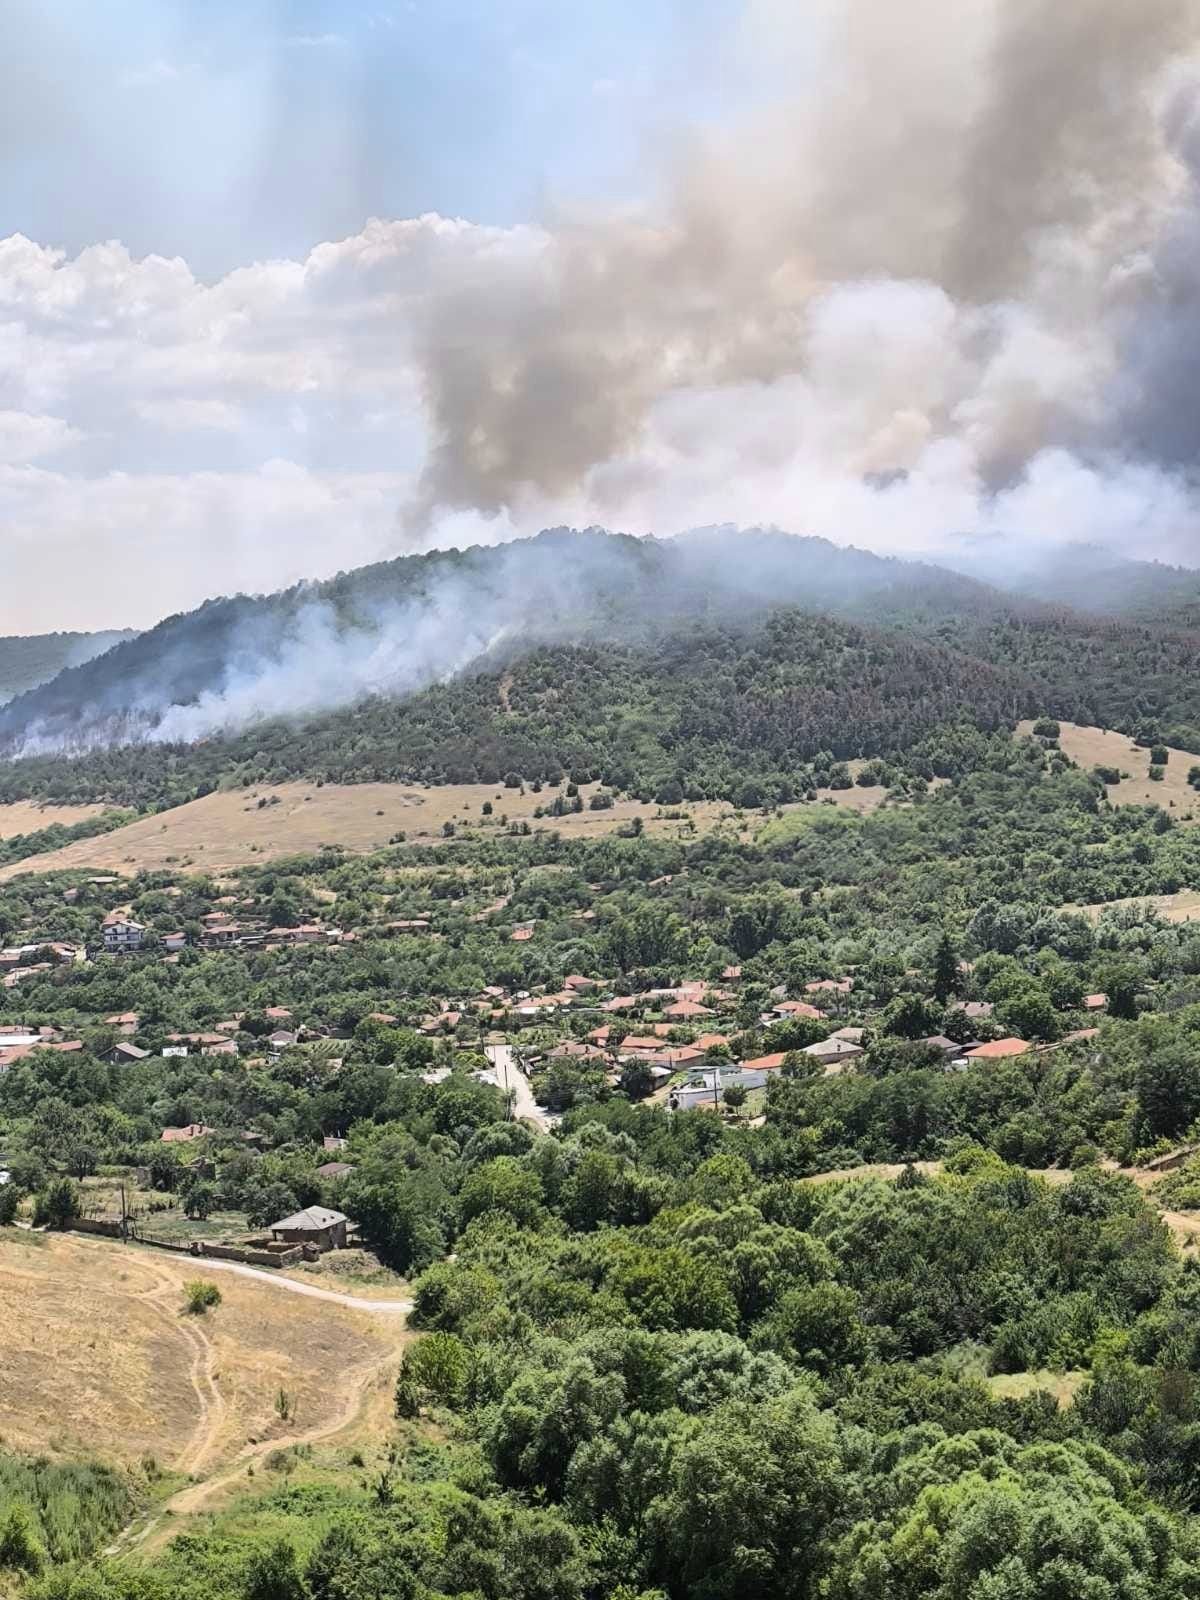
<box><xmin>1018</xmin><ymin>720</ymin><xmax>1200</xmax><ymax>819</ymax></box>
<box><xmin>0</xmin><ymin>1230</ymin><xmax>403</xmax><ymax>1475</ymax></box>
<box><xmin>0</xmin><ymin>799</ymin><xmax>108</xmax><ymax>839</ymax></box>
<box><xmin>0</xmin><ymin>773</ymin><xmax>886</xmax><ymax>879</ymax></box>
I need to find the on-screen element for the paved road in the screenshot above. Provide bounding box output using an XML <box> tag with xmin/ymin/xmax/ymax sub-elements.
<box><xmin>483</xmin><ymin>1043</ymin><xmax>551</xmax><ymax>1128</ymax></box>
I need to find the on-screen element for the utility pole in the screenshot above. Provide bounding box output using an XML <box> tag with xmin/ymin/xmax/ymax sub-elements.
<box><xmin>119</xmin><ymin>1181</ymin><xmax>128</xmax><ymax>1243</ymax></box>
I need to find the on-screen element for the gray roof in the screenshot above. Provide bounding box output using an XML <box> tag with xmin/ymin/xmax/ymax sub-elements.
<box><xmin>270</xmin><ymin>1205</ymin><xmax>347</xmax><ymax>1232</ymax></box>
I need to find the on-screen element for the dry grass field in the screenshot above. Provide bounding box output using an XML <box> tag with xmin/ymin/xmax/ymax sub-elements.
<box><xmin>1061</xmin><ymin>889</ymin><xmax>1200</xmax><ymax>925</ymax></box>
<box><xmin>1018</xmin><ymin>720</ymin><xmax>1200</xmax><ymax>819</ymax></box>
<box><xmin>0</xmin><ymin>799</ymin><xmax>108</xmax><ymax>839</ymax></box>
<box><xmin>0</xmin><ymin>1230</ymin><xmax>405</xmax><ymax>1479</ymax></box>
<box><xmin>0</xmin><ymin>771</ymin><xmax>887</xmax><ymax>880</ymax></box>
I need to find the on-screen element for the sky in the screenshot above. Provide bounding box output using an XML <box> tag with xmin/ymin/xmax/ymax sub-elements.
<box><xmin>2</xmin><ymin>0</ymin><xmax>1199</xmax><ymax>632</ymax></box>
<box><xmin>0</xmin><ymin>0</ymin><xmax>749</xmax><ymax>631</ymax></box>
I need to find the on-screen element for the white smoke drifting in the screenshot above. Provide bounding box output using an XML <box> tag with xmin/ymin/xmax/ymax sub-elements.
<box><xmin>404</xmin><ymin>0</ymin><xmax>1200</xmax><ymax>564</ymax></box>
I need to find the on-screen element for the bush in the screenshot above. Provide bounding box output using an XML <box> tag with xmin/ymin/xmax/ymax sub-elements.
<box><xmin>0</xmin><ymin>1505</ymin><xmax>43</xmax><ymax>1575</ymax></box>
<box><xmin>1148</xmin><ymin>765</ymin><xmax>1165</xmax><ymax>782</ymax></box>
<box><xmin>183</xmin><ymin>1280</ymin><xmax>222</xmax><ymax>1316</ymax></box>
<box><xmin>1151</xmin><ymin>744</ymin><xmax>1169</xmax><ymax>765</ymax></box>
<box><xmin>1032</xmin><ymin>717</ymin><xmax>1061</xmax><ymax>739</ymax></box>
<box><xmin>32</xmin><ymin>1178</ymin><xmax>80</xmax><ymax>1230</ymax></box>
<box><xmin>0</xmin><ymin>1185</ymin><xmax>18</xmax><ymax>1226</ymax></box>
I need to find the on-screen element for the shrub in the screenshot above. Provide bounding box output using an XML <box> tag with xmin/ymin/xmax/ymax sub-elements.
<box><xmin>183</xmin><ymin>1280</ymin><xmax>222</xmax><ymax>1316</ymax></box>
<box><xmin>32</xmin><ymin>1178</ymin><xmax>80</xmax><ymax>1230</ymax></box>
<box><xmin>0</xmin><ymin>1505</ymin><xmax>44</xmax><ymax>1575</ymax></box>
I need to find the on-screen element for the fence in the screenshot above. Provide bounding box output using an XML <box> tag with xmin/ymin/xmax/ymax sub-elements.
<box><xmin>66</xmin><ymin>1219</ymin><xmax>303</xmax><ymax>1268</ymax></box>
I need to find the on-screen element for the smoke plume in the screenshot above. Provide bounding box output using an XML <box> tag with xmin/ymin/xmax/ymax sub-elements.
<box><xmin>405</xmin><ymin>0</ymin><xmax>1200</xmax><ymax>558</ymax></box>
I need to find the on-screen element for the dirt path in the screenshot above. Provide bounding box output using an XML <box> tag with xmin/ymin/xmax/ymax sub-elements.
<box><xmin>119</xmin><ymin>1342</ymin><xmax>401</xmax><ymax>1557</ymax></box>
<box><xmin>179</xmin><ymin>1254</ymin><xmax>413</xmax><ymax>1313</ymax></box>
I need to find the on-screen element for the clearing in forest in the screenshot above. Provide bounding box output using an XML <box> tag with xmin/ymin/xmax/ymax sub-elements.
<box><xmin>1018</xmin><ymin>720</ymin><xmax>1200</xmax><ymax>819</ymax></box>
<box><xmin>0</xmin><ymin>773</ymin><xmax>886</xmax><ymax>879</ymax></box>
<box><xmin>0</xmin><ymin>799</ymin><xmax>109</xmax><ymax>838</ymax></box>
<box><xmin>0</xmin><ymin>1230</ymin><xmax>406</xmax><ymax>1479</ymax></box>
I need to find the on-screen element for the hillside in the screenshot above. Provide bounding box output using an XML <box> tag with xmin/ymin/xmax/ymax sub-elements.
<box><xmin>0</xmin><ymin>527</ymin><xmax>1023</xmax><ymax>756</ymax></box>
<box><xmin>0</xmin><ymin>628</ymin><xmax>135</xmax><ymax>705</ymax></box>
<box><xmin>0</xmin><ymin>610</ymin><xmax>1032</xmax><ymax>808</ymax></box>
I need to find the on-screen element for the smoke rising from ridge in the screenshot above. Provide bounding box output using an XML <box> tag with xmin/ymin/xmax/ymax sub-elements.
<box><xmin>406</xmin><ymin>0</ymin><xmax>1200</xmax><ymax>557</ymax></box>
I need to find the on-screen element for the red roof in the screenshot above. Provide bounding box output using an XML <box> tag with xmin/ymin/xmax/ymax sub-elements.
<box><xmin>774</xmin><ymin>1001</ymin><xmax>826</xmax><ymax>1019</ymax></box>
<box><xmin>1083</xmin><ymin>994</ymin><xmax>1108</xmax><ymax>1010</ymax></box>
<box><xmin>742</xmin><ymin>1052</ymin><xmax>788</xmax><ymax>1072</ymax></box>
<box><xmin>511</xmin><ymin>928</ymin><xmax>534</xmax><ymax>942</ymax></box>
<box><xmin>665</xmin><ymin>999</ymin><xmax>714</xmax><ymax>1018</ymax></box>
<box><xmin>964</xmin><ymin>1037</ymin><xmax>1030</xmax><ymax>1059</ymax></box>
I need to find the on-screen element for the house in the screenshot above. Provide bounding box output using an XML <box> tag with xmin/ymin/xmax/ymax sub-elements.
<box><xmin>693</xmin><ymin>1033</ymin><xmax>731</xmax><ymax>1053</ymax></box>
<box><xmin>163</xmin><ymin>932</ymin><xmax>187</xmax><ymax>952</ymax></box>
<box><xmin>664</xmin><ymin>999</ymin><xmax>714</xmax><ymax>1020</ymax></box>
<box><xmin>160</xmin><ymin>1123</ymin><xmax>212</xmax><ymax>1143</ymax></box>
<box><xmin>832</xmin><ymin>1026</ymin><xmax>866</xmax><ymax>1043</ymax></box>
<box><xmin>615</xmin><ymin>1035</ymin><xmax>667</xmax><ymax>1057</ymax></box>
<box><xmin>963</xmin><ymin>1037</ymin><xmax>1030</xmax><ymax>1060</ymax></box>
<box><xmin>740</xmin><ymin>1051</ymin><xmax>789</xmax><ymax>1072</ymax></box>
<box><xmin>101</xmin><ymin>915</ymin><xmax>145</xmax><ymax>954</ymax></box>
<box><xmin>668</xmin><ymin>1067</ymin><xmax>769</xmax><ymax>1114</ymax></box>
<box><xmin>511</xmin><ymin>926</ymin><xmax>534</xmax><ymax>943</ymax></box>
<box><xmin>602</xmin><ymin>996</ymin><xmax>638</xmax><ymax>1013</ymax></box>
<box><xmin>769</xmin><ymin>1000</ymin><xmax>826</xmax><ymax>1021</ymax></box>
<box><xmin>721</xmin><ymin>965</ymin><xmax>742</xmax><ymax>981</ymax></box>
<box><xmin>547</xmin><ymin>1041</ymin><xmax>610</xmax><ymax>1062</ymax></box>
<box><xmin>802</xmin><ymin>1037</ymin><xmax>865</xmax><ymax>1067</ymax></box>
<box><xmin>270</xmin><ymin>1205</ymin><xmax>348</xmax><ymax>1252</ymax></box>
<box><xmin>364</xmin><ymin>1011</ymin><xmax>398</xmax><ymax>1025</ymax></box>
<box><xmin>1083</xmin><ymin>993</ymin><xmax>1109</xmax><ymax>1011</ymax></box>
<box><xmin>265</xmin><ymin>1006</ymin><xmax>293</xmax><ymax>1021</ymax></box>
<box><xmin>268</xmin><ymin>1030</ymin><xmax>299</xmax><ymax>1050</ymax></box>
<box><xmin>105</xmin><ymin>1012</ymin><xmax>140</xmax><ymax>1034</ymax></box>
<box><xmin>323</xmin><ymin>1135</ymin><xmax>349</xmax><ymax>1152</ymax></box>
<box><xmin>107</xmin><ymin>1041</ymin><xmax>150</xmax><ymax>1065</ymax></box>
<box><xmin>563</xmin><ymin>975</ymin><xmax>599</xmax><ymax>992</ymax></box>
<box><xmin>805</xmin><ymin>978</ymin><xmax>853</xmax><ymax>996</ymax></box>
<box><xmin>316</xmin><ymin>1160</ymin><xmax>355</xmax><ymax>1181</ymax></box>
<box><xmin>959</xmin><ymin>1001</ymin><xmax>994</xmax><ymax>1020</ymax></box>
<box><xmin>920</xmin><ymin>1035</ymin><xmax>962</xmax><ymax>1057</ymax></box>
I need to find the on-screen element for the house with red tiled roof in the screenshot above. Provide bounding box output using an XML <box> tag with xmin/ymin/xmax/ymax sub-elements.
<box><xmin>770</xmin><ymin>1000</ymin><xmax>826</xmax><ymax>1021</ymax></box>
<box><xmin>741</xmin><ymin>1052</ymin><xmax>789</xmax><ymax>1072</ymax></box>
<box><xmin>964</xmin><ymin>1037</ymin><xmax>1030</xmax><ymax>1060</ymax></box>
<box><xmin>665</xmin><ymin>999</ymin><xmax>714</xmax><ymax>1020</ymax></box>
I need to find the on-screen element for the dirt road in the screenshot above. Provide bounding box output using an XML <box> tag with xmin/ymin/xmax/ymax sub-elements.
<box><xmin>186</xmin><ymin>1254</ymin><xmax>412</xmax><ymax>1313</ymax></box>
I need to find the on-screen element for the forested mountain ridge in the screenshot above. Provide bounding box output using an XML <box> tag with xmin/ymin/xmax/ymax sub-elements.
<box><xmin>0</xmin><ymin>611</ymin><xmax>1034</xmax><ymax>807</ymax></box>
<box><xmin>0</xmin><ymin>526</ymin><xmax>1034</xmax><ymax>755</ymax></box>
<box><xmin>0</xmin><ymin>630</ymin><xmax>135</xmax><ymax>706</ymax></box>
<box><xmin>2</xmin><ymin>528</ymin><xmax>1200</xmax><ymax>811</ymax></box>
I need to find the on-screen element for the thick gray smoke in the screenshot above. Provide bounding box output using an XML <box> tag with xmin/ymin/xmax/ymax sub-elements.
<box><xmin>405</xmin><ymin>0</ymin><xmax>1200</xmax><ymax>556</ymax></box>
